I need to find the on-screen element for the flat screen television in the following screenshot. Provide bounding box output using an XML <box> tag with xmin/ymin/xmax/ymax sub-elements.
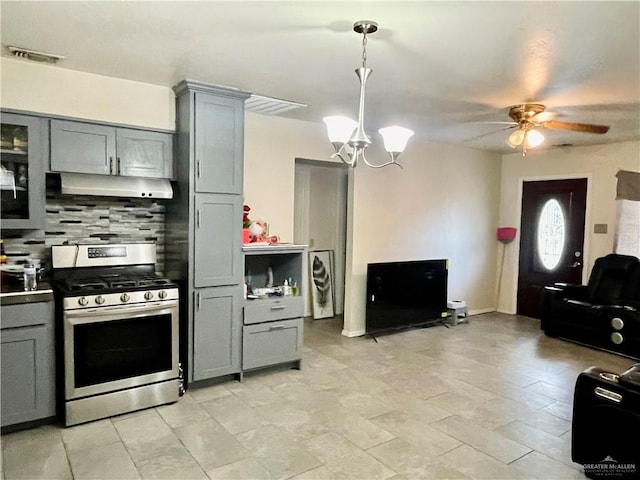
<box><xmin>366</xmin><ymin>259</ymin><xmax>448</xmax><ymax>335</ymax></box>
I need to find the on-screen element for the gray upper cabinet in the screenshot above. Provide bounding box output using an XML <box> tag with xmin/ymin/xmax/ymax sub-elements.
<box><xmin>194</xmin><ymin>194</ymin><xmax>243</xmax><ymax>288</ymax></box>
<box><xmin>1</xmin><ymin>112</ymin><xmax>46</xmax><ymax>229</ymax></box>
<box><xmin>50</xmin><ymin>120</ymin><xmax>114</xmax><ymax>175</ymax></box>
<box><xmin>50</xmin><ymin>120</ymin><xmax>174</xmax><ymax>179</ymax></box>
<box><xmin>194</xmin><ymin>92</ymin><xmax>244</xmax><ymax>194</ymax></box>
<box><xmin>116</xmin><ymin>128</ymin><xmax>173</xmax><ymax>178</ymax></box>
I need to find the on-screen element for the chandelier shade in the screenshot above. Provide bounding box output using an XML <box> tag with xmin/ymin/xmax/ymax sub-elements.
<box><xmin>323</xmin><ymin>21</ymin><xmax>413</xmax><ymax>169</ymax></box>
<box><xmin>323</xmin><ymin>116</ymin><xmax>358</xmax><ymax>144</ymax></box>
<box><xmin>379</xmin><ymin>126</ymin><xmax>415</xmax><ymax>154</ymax></box>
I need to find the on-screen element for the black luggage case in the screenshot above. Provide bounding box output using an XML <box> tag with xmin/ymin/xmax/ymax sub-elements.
<box><xmin>572</xmin><ymin>365</ymin><xmax>640</xmax><ymax>478</ymax></box>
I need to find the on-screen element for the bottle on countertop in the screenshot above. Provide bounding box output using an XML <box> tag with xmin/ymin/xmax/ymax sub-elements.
<box><xmin>0</xmin><ymin>240</ymin><xmax>6</xmax><ymax>285</ymax></box>
<box><xmin>23</xmin><ymin>262</ymin><xmax>37</xmax><ymax>291</ymax></box>
<box><xmin>0</xmin><ymin>239</ymin><xmax>6</xmax><ymax>264</ymax></box>
<box><xmin>283</xmin><ymin>279</ymin><xmax>293</xmax><ymax>296</ymax></box>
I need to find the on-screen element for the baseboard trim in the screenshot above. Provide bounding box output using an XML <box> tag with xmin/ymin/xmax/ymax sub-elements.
<box><xmin>341</xmin><ymin>328</ymin><xmax>366</xmax><ymax>338</ymax></box>
<box><xmin>469</xmin><ymin>307</ymin><xmax>496</xmax><ymax>316</ymax></box>
<box><xmin>341</xmin><ymin>308</ymin><xmax>497</xmax><ymax>337</ymax></box>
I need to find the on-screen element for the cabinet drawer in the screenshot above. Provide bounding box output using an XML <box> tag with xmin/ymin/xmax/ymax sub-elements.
<box><xmin>242</xmin><ymin>318</ymin><xmax>303</xmax><ymax>370</ymax></box>
<box><xmin>243</xmin><ymin>297</ymin><xmax>303</xmax><ymax>324</ymax></box>
<box><xmin>0</xmin><ymin>301</ymin><xmax>52</xmax><ymax>329</ymax></box>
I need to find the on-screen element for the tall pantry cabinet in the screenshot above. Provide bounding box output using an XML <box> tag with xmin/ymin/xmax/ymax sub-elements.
<box><xmin>167</xmin><ymin>80</ymin><xmax>250</xmax><ymax>384</ymax></box>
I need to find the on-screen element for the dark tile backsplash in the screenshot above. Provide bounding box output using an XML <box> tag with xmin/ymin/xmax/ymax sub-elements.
<box><xmin>2</xmin><ymin>193</ymin><xmax>167</xmax><ymax>274</ymax></box>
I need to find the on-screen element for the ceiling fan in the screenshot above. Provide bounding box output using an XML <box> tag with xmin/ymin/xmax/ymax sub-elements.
<box><xmin>497</xmin><ymin>104</ymin><xmax>610</xmax><ymax>156</ymax></box>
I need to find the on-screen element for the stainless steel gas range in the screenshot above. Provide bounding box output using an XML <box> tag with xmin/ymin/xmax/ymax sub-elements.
<box><xmin>51</xmin><ymin>243</ymin><xmax>180</xmax><ymax>426</ymax></box>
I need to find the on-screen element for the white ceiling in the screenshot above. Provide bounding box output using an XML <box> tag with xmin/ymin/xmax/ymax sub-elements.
<box><xmin>2</xmin><ymin>1</ymin><xmax>639</xmax><ymax>154</ymax></box>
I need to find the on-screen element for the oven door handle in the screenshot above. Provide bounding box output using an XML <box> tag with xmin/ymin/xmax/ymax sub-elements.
<box><xmin>65</xmin><ymin>302</ymin><xmax>177</xmax><ymax>317</ymax></box>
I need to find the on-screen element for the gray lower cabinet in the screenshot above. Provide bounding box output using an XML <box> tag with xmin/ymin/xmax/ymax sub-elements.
<box><xmin>1</xmin><ymin>300</ymin><xmax>55</xmax><ymax>428</ymax></box>
<box><xmin>243</xmin><ymin>318</ymin><xmax>303</xmax><ymax>370</ymax></box>
<box><xmin>242</xmin><ymin>245</ymin><xmax>306</xmax><ymax>372</ymax></box>
<box><xmin>192</xmin><ymin>286</ymin><xmax>242</xmax><ymax>381</ymax></box>
<box><xmin>50</xmin><ymin>120</ymin><xmax>174</xmax><ymax>179</ymax></box>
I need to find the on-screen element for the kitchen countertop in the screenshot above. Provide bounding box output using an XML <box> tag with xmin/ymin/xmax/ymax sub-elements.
<box><xmin>1</xmin><ymin>281</ymin><xmax>54</xmax><ymax>306</ymax></box>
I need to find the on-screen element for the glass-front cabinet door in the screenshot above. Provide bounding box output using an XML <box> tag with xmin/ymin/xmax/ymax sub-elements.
<box><xmin>1</xmin><ymin>113</ymin><xmax>45</xmax><ymax>229</ymax></box>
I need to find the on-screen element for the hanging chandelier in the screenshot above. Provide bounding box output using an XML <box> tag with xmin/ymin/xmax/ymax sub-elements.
<box><xmin>323</xmin><ymin>21</ymin><xmax>414</xmax><ymax>169</ymax></box>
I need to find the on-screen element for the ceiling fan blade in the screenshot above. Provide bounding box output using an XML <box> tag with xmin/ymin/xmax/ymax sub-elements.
<box><xmin>464</xmin><ymin>124</ymin><xmax>517</xmax><ymax>142</ymax></box>
<box><xmin>542</xmin><ymin>120</ymin><xmax>610</xmax><ymax>134</ymax></box>
<box><xmin>477</xmin><ymin>121</ymin><xmax>518</xmax><ymax>125</ymax></box>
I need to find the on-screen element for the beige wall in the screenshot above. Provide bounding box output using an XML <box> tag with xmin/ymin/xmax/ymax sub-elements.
<box><xmin>244</xmin><ymin>113</ymin><xmax>503</xmax><ymax>336</ymax></box>
<box><xmin>1</xmin><ymin>58</ymin><xmax>174</xmax><ymax>130</ymax></box>
<box><xmin>343</xmin><ymin>143</ymin><xmax>502</xmax><ymax>335</ymax></box>
<box><xmin>243</xmin><ymin>113</ymin><xmax>335</xmax><ymax>243</ymax></box>
<box><xmin>497</xmin><ymin>141</ymin><xmax>640</xmax><ymax>314</ymax></box>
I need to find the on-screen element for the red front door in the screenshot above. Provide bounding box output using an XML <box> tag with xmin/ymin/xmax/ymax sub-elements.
<box><xmin>517</xmin><ymin>178</ymin><xmax>588</xmax><ymax>318</ymax></box>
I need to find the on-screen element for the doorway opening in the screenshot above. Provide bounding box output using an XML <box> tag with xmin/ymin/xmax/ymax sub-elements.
<box><xmin>293</xmin><ymin>159</ymin><xmax>348</xmax><ymax>321</ymax></box>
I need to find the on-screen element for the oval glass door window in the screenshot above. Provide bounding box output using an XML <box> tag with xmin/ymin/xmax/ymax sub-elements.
<box><xmin>537</xmin><ymin>199</ymin><xmax>565</xmax><ymax>270</ymax></box>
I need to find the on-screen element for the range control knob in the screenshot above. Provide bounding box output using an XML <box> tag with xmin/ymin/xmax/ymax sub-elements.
<box><xmin>78</xmin><ymin>297</ymin><xmax>89</xmax><ymax>306</ymax></box>
<box><xmin>120</xmin><ymin>293</ymin><xmax>130</xmax><ymax>303</ymax></box>
<box><xmin>95</xmin><ymin>295</ymin><xmax>105</xmax><ymax>305</ymax></box>
<box><xmin>144</xmin><ymin>291</ymin><xmax>154</xmax><ymax>301</ymax></box>
<box><xmin>158</xmin><ymin>290</ymin><xmax>168</xmax><ymax>299</ymax></box>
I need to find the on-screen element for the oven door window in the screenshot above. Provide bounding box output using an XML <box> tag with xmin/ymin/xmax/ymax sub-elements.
<box><xmin>73</xmin><ymin>313</ymin><xmax>173</xmax><ymax>388</ymax></box>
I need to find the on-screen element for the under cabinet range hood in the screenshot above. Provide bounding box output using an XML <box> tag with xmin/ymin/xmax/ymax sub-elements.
<box><xmin>60</xmin><ymin>173</ymin><xmax>173</xmax><ymax>199</ymax></box>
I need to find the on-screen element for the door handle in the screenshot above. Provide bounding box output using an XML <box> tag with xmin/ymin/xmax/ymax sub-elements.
<box><xmin>570</xmin><ymin>261</ymin><xmax>582</xmax><ymax>268</ymax></box>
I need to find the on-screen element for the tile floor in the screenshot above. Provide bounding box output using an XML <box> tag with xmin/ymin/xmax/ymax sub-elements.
<box><xmin>1</xmin><ymin>312</ymin><xmax>635</xmax><ymax>480</ymax></box>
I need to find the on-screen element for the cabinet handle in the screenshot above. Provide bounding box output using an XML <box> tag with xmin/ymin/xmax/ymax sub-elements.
<box><xmin>270</xmin><ymin>306</ymin><xmax>286</xmax><ymax>310</ymax></box>
<box><xmin>109</xmin><ymin>156</ymin><xmax>113</xmax><ymax>175</ymax></box>
<box><xmin>117</xmin><ymin>157</ymin><xmax>121</xmax><ymax>175</ymax></box>
<box><xmin>196</xmin><ymin>209</ymin><xmax>200</xmax><ymax>228</ymax></box>
<box><xmin>269</xmin><ymin>324</ymin><xmax>286</xmax><ymax>330</ymax></box>
<box><xmin>196</xmin><ymin>160</ymin><xmax>200</xmax><ymax>178</ymax></box>
<box><xmin>196</xmin><ymin>292</ymin><xmax>200</xmax><ymax>311</ymax></box>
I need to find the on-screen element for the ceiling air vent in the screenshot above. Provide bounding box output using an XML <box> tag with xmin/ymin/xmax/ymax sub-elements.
<box><xmin>7</xmin><ymin>46</ymin><xmax>65</xmax><ymax>64</ymax></box>
<box><xmin>245</xmin><ymin>94</ymin><xmax>307</xmax><ymax>115</ymax></box>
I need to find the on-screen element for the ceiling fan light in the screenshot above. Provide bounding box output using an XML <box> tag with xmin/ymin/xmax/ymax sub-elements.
<box><xmin>323</xmin><ymin>116</ymin><xmax>358</xmax><ymax>144</ymax></box>
<box><xmin>525</xmin><ymin>129</ymin><xmax>544</xmax><ymax>148</ymax></box>
<box><xmin>507</xmin><ymin>129</ymin><xmax>525</xmax><ymax>147</ymax></box>
<box><xmin>378</xmin><ymin>126</ymin><xmax>414</xmax><ymax>153</ymax></box>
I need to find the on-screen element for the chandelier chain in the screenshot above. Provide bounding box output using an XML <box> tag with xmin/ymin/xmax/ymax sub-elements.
<box><xmin>361</xmin><ymin>31</ymin><xmax>368</xmax><ymax>68</ymax></box>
